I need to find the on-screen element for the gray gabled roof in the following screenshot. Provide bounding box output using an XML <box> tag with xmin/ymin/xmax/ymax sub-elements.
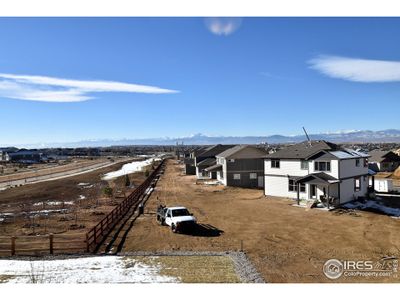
<box><xmin>265</xmin><ymin>140</ymin><xmax>340</xmax><ymax>159</ymax></box>
<box><xmin>296</xmin><ymin>172</ymin><xmax>340</xmax><ymax>184</ymax></box>
<box><xmin>197</xmin><ymin>158</ymin><xmax>216</xmax><ymax>167</ymax></box>
<box><xmin>216</xmin><ymin>145</ymin><xmax>268</xmax><ymax>159</ymax></box>
<box><xmin>196</xmin><ymin>144</ymin><xmax>236</xmax><ymax>158</ymax></box>
<box><xmin>368</xmin><ymin>150</ymin><xmax>400</xmax><ymax>163</ymax></box>
<box><xmin>205</xmin><ymin>164</ymin><xmax>222</xmax><ymax>172</ymax></box>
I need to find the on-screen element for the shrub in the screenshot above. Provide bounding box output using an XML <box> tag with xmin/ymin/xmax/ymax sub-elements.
<box><xmin>103</xmin><ymin>186</ymin><xmax>113</xmax><ymax>198</ymax></box>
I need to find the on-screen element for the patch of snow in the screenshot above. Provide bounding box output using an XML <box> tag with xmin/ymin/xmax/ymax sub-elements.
<box><xmin>204</xmin><ymin>181</ymin><xmax>220</xmax><ymax>185</ymax></box>
<box><xmin>102</xmin><ymin>158</ymin><xmax>158</xmax><ymax>180</ymax></box>
<box><xmin>33</xmin><ymin>201</ymin><xmax>74</xmax><ymax>207</ymax></box>
<box><xmin>0</xmin><ymin>256</ymin><xmax>179</xmax><ymax>283</ymax></box>
<box><xmin>0</xmin><ymin>187</ymin><xmax>7</xmax><ymax>191</ymax></box>
<box><xmin>145</xmin><ymin>187</ymin><xmax>154</xmax><ymax>195</ymax></box>
<box><xmin>77</xmin><ymin>182</ymin><xmax>90</xmax><ymax>186</ymax></box>
<box><xmin>78</xmin><ymin>195</ymin><xmax>86</xmax><ymax>200</ymax></box>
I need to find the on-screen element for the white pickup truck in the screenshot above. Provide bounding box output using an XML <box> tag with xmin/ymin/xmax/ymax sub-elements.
<box><xmin>156</xmin><ymin>205</ymin><xmax>197</xmax><ymax>233</ymax></box>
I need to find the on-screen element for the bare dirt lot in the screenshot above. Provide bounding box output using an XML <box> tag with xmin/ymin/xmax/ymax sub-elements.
<box><xmin>0</xmin><ymin>159</ymin><xmax>148</xmax><ymax>236</ymax></box>
<box><xmin>122</xmin><ymin>159</ymin><xmax>400</xmax><ymax>283</ymax></box>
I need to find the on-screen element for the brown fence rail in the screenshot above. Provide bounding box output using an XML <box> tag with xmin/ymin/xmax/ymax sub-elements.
<box><xmin>0</xmin><ymin>233</ymin><xmax>86</xmax><ymax>256</ymax></box>
<box><xmin>85</xmin><ymin>159</ymin><xmax>164</xmax><ymax>253</ymax></box>
<box><xmin>0</xmin><ymin>159</ymin><xmax>165</xmax><ymax>257</ymax></box>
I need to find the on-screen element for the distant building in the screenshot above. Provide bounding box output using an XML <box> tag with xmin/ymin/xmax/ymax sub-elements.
<box><xmin>368</xmin><ymin>150</ymin><xmax>400</xmax><ymax>172</ymax></box>
<box><xmin>183</xmin><ymin>147</ymin><xmax>208</xmax><ymax>175</ymax></box>
<box><xmin>206</xmin><ymin>145</ymin><xmax>268</xmax><ymax>188</ymax></box>
<box><xmin>0</xmin><ymin>147</ymin><xmax>18</xmax><ymax>162</ymax></box>
<box><xmin>264</xmin><ymin>140</ymin><xmax>370</xmax><ymax>206</ymax></box>
<box><xmin>8</xmin><ymin>149</ymin><xmax>46</xmax><ymax>163</ymax></box>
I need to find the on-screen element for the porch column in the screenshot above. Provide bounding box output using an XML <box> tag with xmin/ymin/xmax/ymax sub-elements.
<box><xmin>327</xmin><ymin>184</ymin><xmax>330</xmax><ymax>209</ymax></box>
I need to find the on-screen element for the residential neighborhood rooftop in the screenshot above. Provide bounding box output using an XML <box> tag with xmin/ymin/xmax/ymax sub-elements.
<box><xmin>265</xmin><ymin>140</ymin><xmax>340</xmax><ymax>159</ymax></box>
<box><xmin>368</xmin><ymin>150</ymin><xmax>400</xmax><ymax>162</ymax></box>
<box><xmin>216</xmin><ymin>145</ymin><xmax>268</xmax><ymax>159</ymax></box>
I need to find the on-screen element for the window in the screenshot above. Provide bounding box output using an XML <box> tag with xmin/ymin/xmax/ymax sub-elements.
<box><xmin>233</xmin><ymin>174</ymin><xmax>241</xmax><ymax>180</ymax></box>
<box><xmin>363</xmin><ymin>158</ymin><xmax>368</xmax><ymax>167</ymax></box>
<box><xmin>314</xmin><ymin>161</ymin><xmax>331</xmax><ymax>172</ymax></box>
<box><xmin>300</xmin><ymin>160</ymin><xmax>308</xmax><ymax>170</ymax></box>
<box><xmin>229</xmin><ymin>159</ymin><xmax>235</xmax><ymax>163</ymax></box>
<box><xmin>288</xmin><ymin>179</ymin><xmax>306</xmax><ymax>193</ymax></box>
<box><xmin>354</xmin><ymin>177</ymin><xmax>361</xmax><ymax>192</ymax></box>
<box><xmin>249</xmin><ymin>173</ymin><xmax>257</xmax><ymax>179</ymax></box>
<box><xmin>271</xmin><ymin>159</ymin><xmax>280</xmax><ymax>168</ymax></box>
<box><xmin>355</xmin><ymin>159</ymin><xmax>360</xmax><ymax>167</ymax></box>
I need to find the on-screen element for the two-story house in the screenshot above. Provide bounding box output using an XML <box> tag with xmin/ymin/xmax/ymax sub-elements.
<box><xmin>194</xmin><ymin>144</ymin><xmax>236</xmax><ymax>179</ymax></box>
<box><xmin>264</xmin><ymin>140</ymin><xmax>370</xmax><ymax>206</ymax></box>
<box><xmin>205</xmin><ymin>145</ymin><xmax>268</xmax><ymax>188</ymax></box>
<box><xmin>368</xmin><ymin>150</ymin><xmax>400</xmax><ymax>172</ymax></box>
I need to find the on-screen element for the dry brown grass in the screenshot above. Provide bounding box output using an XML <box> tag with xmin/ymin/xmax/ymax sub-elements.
<box><xmin>121</xmin><ymin>159</ymin><xmax>400</xmax><ymax>283</ymax></box>
<box><xmin>122</xmin><ymin>256</ymin><xmax>240</xmax><ymax>283</ymax></box>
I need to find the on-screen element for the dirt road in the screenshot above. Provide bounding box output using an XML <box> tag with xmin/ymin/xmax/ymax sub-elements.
<box><xmin>122</xmin><ymin>159</ymin><xmax>400</xmax><ymax>283</ymax></box>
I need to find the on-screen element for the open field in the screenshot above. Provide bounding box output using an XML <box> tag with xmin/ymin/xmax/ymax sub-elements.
<box><xmin>122</xmin><ymin>159</ymin><xmax>400</xmax><ymax>283</ymax></box>
<box><xmin>0</xmin><ymin>157</ymin><xmax>135</xmax><ymax>189</ymax></box>
<box><xmin>0</xmin><ymin>158</ymin><xmax>113</xmax><ymax>182</ymax></box>
<box><xmin>0</xmin><ymin>159</ymin><xmax>150</xmax><ymax>237</ymax></box>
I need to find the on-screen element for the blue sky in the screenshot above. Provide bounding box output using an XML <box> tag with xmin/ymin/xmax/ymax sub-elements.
<box><xmin>1</xmin><ymin>17</ymin><xmax>400</xmax><ymax>145</ymax></box>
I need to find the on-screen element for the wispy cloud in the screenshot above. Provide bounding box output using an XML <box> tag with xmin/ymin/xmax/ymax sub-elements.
<box><xmin>309</xmin><ymin>55</ymin><xmax>400</xmax><ymax>82</ymax></box>
<box><xmin>204</xmin><ymin>18</ymin><xmax>242</xmax><ymax>36</ymax></box>
<box><xmin>0</xmin><ymin>73</ymin><xmax>179</xmax><ymax>102</ymax></box>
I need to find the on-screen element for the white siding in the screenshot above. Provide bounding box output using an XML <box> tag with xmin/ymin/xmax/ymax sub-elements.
<box><xmin>373</xmin><ymin>178</ymin><xmax>394</xmax><ymax>192</ymax></box>
<box><xmin>339</xmin><ymin>158</ymin><xmax>368</xmax><ymax>178</ymax></box>
<box><xmin>265</xmin><ymin>159</ymin><xmax>339</xmax><ymax>178</ymax></box>
<box><xmin>216</xmin><ymin>159</ymin><xmax>227</xmax><ymax>185</ymax></box>
<box><xmin>265</xmin><ymin>159</ymin><xmax>309</xmax><ymax>177</ymax></box>
<box><xmin>339</xmin><ymin>176</ymin><xmax>368</xmax><ymax>204</ymax></box>
<box><xmin>264</xmin><ymin>176</ymin><xmax>308</xmax><ymax>200</ymax></box>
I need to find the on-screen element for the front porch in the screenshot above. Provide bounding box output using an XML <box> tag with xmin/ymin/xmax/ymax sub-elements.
<box><xmin>295</xmin><ymin>173</ymin><xmax>341</xmax><ymax>208</ymax></box>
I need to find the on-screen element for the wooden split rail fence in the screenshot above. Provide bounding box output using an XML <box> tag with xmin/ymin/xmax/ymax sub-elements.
<box><xmin>85</xmin><ymin>159</ymin><xmax>164</xmax><ymax>253</ymax></box>
<box><xmin>0</xmin><ymin>233</ymin><xmax>86</xmax><ymax>256</ymax></box>
<box><xmin>0</xmin><ymin>159</ymin><xmax>165</xmax><ymax>257</ymax></box>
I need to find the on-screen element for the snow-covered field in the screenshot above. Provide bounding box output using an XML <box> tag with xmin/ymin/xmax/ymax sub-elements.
<box><xmin>0</xmin><ymin>256</ymin><xmax>179</xmax><ymax>283</ymax></box>
<box><xmin>102</xmin><ymin>157</ymin><xmax>161</xmax><ymax>180</ymax></box>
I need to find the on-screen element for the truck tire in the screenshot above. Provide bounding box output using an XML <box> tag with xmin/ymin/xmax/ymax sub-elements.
<box><xmin>171</xmin><ymin>223</ymin><xmax>177</xmax><ymax>233</ymax></box>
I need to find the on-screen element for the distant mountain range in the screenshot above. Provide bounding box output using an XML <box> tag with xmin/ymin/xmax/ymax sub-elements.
<box><xmin>4</xmin><ymin>129</ymin><xmax>400</xmax><ymax>149</ymax></box>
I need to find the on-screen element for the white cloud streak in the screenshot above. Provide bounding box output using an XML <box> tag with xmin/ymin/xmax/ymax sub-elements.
<box><xmin>309</xmin><ymin>55</ymin><xmax>400</xmax><ymax>82</ymax></box>
<box><xmin>0</xmin><ymin>73</ymin><xmax>179</xmax><ymax>102</ymax></box>
<box><xmin>204</xmin><ymin>18</ymin><xmax>242</xmax><ymax>36</ymax></box>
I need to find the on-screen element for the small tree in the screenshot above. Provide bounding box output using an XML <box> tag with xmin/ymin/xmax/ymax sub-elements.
<box><xmin>103</xmin><ymin>186</ymin><xmax>113</xmax><ymax>198</ymax></box>
<box><xmin>124</xmin><ymin>174</ymin><xmax>131</xmax><ymax>187</ymax></box>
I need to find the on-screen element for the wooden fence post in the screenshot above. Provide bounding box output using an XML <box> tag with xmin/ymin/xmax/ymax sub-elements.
<box><xmin>86</xmin><ymin>233</ymin><xmax>90</xmax><ymax>253</ymax></box>
<box><xmin>49</xmin><ymin>234</ymin><xmax>54</xmax><ymax>255</ymax></box>
<box><xmin>11</xmin><ymin>236</ymin><xmax>16</xmax><ymax>256</ymax></box>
